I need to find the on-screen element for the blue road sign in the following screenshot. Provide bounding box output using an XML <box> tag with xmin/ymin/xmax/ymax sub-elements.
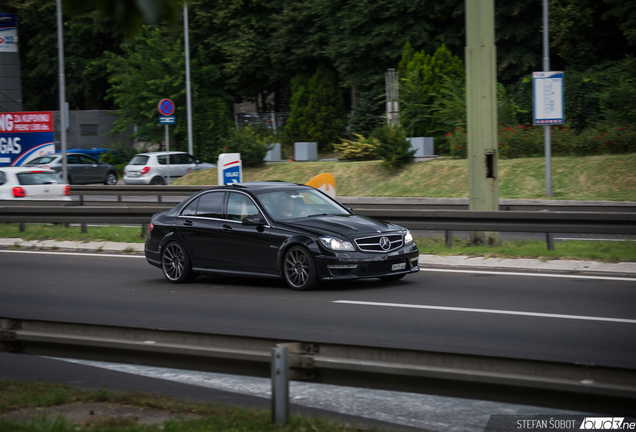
<box><xmin>159</xmin><ymin>116</ymin><xmax>176</xmax><ymax>125</ymax></box>
<box><xmin>158</xmin><ymin>99</ymin><xmax>175</xmax><ymax>116</ymax></box>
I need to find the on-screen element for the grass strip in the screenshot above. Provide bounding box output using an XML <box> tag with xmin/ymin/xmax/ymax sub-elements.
<box><xmin>415</xmin><ymin>238</ymin><xmax>636</xmax><ymax>262</ymax></box>
<box><xmin>0</xmin><ymin>379</ymin><xmax>377</xmax><ymax>431</ymax></box>
<box><xmin>0</xmin><ymin>223</ymin><xmax>146</xmax><ymax>244</ymax></box>
<box><xmin>172</xmin><ymin>154</ymin><xmax>636</xmax><ymax>202</ymax></box>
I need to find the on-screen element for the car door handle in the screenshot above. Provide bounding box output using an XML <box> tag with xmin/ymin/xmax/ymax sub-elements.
<box><xmin>221</xmin><ymin>224</ymin><xmax>233</xmax><ymax>233</ymax></box>
<box><xmin>183</xmin><ymin>220</ymin><xmax>193</xmax><ymax>226</ymax></box>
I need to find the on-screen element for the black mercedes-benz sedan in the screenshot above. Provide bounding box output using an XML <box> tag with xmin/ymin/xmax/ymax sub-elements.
<box><xmin>145</xmin><ymin>181</ymin><xmax>419</xmax><ymax>290</ymax></box>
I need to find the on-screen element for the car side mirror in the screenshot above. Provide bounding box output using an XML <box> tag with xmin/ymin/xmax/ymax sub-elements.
<box><xmin>242</xmin><ymin>214</ymin><xmax>265</xmax><ymax>226</ymax></box>
<box><xmin>195</xmin><ymin>160</ymin><xmax>200</xmax><ymax>164</ymax></box>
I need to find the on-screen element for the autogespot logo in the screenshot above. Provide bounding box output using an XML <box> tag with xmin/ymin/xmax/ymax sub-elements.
<box><xmin>580</xmin><ymin>418</ymin><xmax>635</xmax><ymax>430</ymax></box>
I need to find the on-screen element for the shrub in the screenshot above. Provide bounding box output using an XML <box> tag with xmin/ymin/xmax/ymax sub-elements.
<box><xmin>447</xmin><ymin>127</ymin><xmax>467</xmax><ymax>159</ymax></box>
<box><xmin>219</xmin><ymin>127</ymin><xmax>274</xmax><ymax>167</ymax></box>
<box><xmin>334</xmin><ymin>134</ymin><xmax>379</xmax><ymax>161</ymax></box>
<box><xmin>371</xmin><ymin>125</ymin><xmax>415</xmax><ymax>169</ymax></box>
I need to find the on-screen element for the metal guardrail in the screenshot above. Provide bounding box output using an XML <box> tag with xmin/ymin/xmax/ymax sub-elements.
<box><xmin>1</xmin><ymin>317</ymin><xmax>635</xmax><ymax>418</ymax></box>
<box><xmin>0</xmin><ymin>205</ymin><xmax>633</xmax><ymax>234</ymax></box>
<box><xmin>64</xmin><ymin>185</ymin><xmax>636</xmax><ymax>212</ymax></box>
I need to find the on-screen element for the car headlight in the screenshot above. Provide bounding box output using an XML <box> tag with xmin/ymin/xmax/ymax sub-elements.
<box><xmin>404</xmin><ymin>230</ymin><xmax>414</xmax><ymax>245</ymax></box>
<box><xmin>320</xmin><ymin>236</ymin><xmax>355</xmax><ymax>251</ymax></box>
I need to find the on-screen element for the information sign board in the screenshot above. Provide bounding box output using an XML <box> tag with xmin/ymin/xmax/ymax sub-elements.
<box><xmin>0</xmin><ymin>13</ymin><xmax>18</xmax><ymax>53</ymax></box>
<box><xmin>0</xmin><ymin>111</ymin><xmax>55</xmax><ymax>166</ymax></box>
<box><xmin>533</xmin><ymin>71</ymin><xmax>564</xmax><ymax>125</ymax></box>
<box><xmin>159</xmin><ymin>116</ymin><xmax>176</xmax><ymax>125</ymax></box>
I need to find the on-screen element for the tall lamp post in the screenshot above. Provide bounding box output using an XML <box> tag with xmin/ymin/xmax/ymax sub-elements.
<box><xmin>56</xmin><ymin>0</ymin><xmax>67</xmax><ymax>182</ymax></box>
<box><xmin>184</xmin><ymin>2</ymin><xmax>193</xmax><ymax>156</ymax></box>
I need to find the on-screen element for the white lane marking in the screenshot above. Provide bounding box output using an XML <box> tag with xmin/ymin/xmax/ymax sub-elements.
<box><xmin>418</xmin><ymin>268</ymin><xmax>636</xmax><ymax>282</ymax></box>
<box><xmin>333</xmin><ymin>300</ymin><xmax>636</xmax><ymax>324</ymax></box>
<box><xmin>0</xmin><ymin>249</ymin><xmax>145</xmax><ymax>259</ymax></box>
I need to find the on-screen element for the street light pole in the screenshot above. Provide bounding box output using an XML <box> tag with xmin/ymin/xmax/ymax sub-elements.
<box><xmin>56</xmin><ymin>0</ymin><xmax>67</xmax><ymax>183</ymax></box>
<box><xmin>543</xmin><ymin>0</ymin><xmax>553</xmax><ymax>197</ymax></box>
<box><xmin>184</xmin><ymin>2</ymin><xmax>194</xmax><ymax>156</ymax></box>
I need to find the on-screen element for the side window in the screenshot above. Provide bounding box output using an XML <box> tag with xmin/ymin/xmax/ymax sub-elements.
<box><xmin>178</xmin><ymin>154</ymin><xmax>196</xmax><ymax>164</ymax></box>
<box><xmin>181</xmin><ymin>197</ymin><xmax>199</xmax><ymax>216</ymax></box>
<box><xmin>226</xmin><ymin>193</ymin><xmax>259</xmax><ymax>221</ymax></box>
<box><xmin>170</xmin><ymin>154</ymin><xmax>180</xmax><ymax>164</ymax></box>
<box><xmin>80</xmin><ymin>155</ymin><xmax>96</xmax><ymax>165</ymax></box>
<box><xmin>67</xmin><ymin>155</ymin><xmax>80</xmax><ymax>164</ymax></box>
<box><xmin>196</xmin><ymin>192</ymin><xmax>224</xmax><ymax>218</ymax></box>
<box><xmin>0</xmin><ymin>171</ymin><xmax>6</xmax><ymax>185</ymax></box>
<box><xmin>157</xmin><ymin>155</ymin><xmax>167</xmax><ymax>165</ymax></box>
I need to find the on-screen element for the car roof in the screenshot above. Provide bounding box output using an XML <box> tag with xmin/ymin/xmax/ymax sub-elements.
<box><xmin>133</xmin><ymin>151</ymin><xmax>188</xmax><ymax>156</ymax></box>
<box><xmin>193</xmin><ymin>182</ymin><xmax>308</xmax><ymax>195</ymax></box>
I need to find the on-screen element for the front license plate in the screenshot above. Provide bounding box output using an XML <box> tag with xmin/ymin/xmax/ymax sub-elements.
<box><xmin>391</xmin><ymin>263</ymin><xmax>406</xmax><ymax>271</ymax></box>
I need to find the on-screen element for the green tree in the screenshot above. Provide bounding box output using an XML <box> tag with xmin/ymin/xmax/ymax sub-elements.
<box><xmin>398</xmin><ymin>43</ymin><xmax>464</xmax><ymax>137</ymax></box>
<box><xmin>106</xmin><ymin>26</ymin><xmax>233</xmax><ymax>162</ymax></box>
<box><xmin>284</xmin><ymin>65</ymin><xmax>345</xmax><ymax>151</ymax></box>
<box><xmin>6</xmin><ymin>0</ymin><xmax>124</xmax><ymax>110</ymax></box>
<box><xmin>63</xmin><ymin>0</ymin><xmax>179</xmax><ymax>37</ymax></box>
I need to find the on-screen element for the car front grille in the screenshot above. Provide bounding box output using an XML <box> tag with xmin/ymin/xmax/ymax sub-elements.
<box><xmin>355</xmin><ymin>234</ymin><xmax>403</xmax><ymax>252</ymax></box>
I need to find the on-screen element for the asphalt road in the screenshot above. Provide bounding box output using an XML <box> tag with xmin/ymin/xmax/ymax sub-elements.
<box><xmin>2</xmin><ymin>249</ymin><xmax>635</xmax><ymax>430</ymax></box>
<box><xmin>1</xmin><ymin>250</ymin><xmax>635</xmax><ymax>369</ymax></box>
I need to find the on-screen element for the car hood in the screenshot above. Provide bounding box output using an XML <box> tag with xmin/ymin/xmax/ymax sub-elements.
<box><xmin>279</xmin><ymin>214</ymin><xmax>403</xmax><ymax>237</ymax></box>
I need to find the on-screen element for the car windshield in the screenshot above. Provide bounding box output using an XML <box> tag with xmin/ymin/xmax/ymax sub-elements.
<box><xmin>25</xmin><ymin>156</ymin><xmax>57</xmax><ymax>165</ymax></box>
<box><xmin>256</xmin><ymin>189</ymin><xmax>349</xmax><ymax>221</ymax></box>
<box><xmin>17</xmin><ymin>172</ymin><xmax>60</xmax><ymax>185</ymax></box>
<box><xmin>129</xmin><ymin>155</ymin><xmax>149</xmax><ymax>165</ymax></box>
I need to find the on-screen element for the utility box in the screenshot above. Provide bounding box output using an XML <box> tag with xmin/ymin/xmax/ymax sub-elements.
<box><xmin>294</xmin><ymin>142</ymin><xmax>317</xmax><ymax>161</ymax></box>
<box><xmin>264</xmin><ymin>143</ymin><xmax>282</xmax><ymax>162</ymax></box>
<box><xmin>407</xmin><ymin>137</ymin><xmax>435</xmax><ymax>157</ymax></box>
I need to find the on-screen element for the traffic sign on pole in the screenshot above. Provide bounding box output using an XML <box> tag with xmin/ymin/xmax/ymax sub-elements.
<box><xmin>158</xmin><ymin>99</ymin><xmax>175</xmax><ymax>116</ymax></box>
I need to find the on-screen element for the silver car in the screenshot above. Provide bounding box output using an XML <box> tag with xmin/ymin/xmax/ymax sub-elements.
<box><xmin>123</xmin><ymin>151</ymin><xmax>215</xmax><ymax>185</ymax></box>
<box><xmin>23</xmin><ymin>153</ymin><xmax>118</xmax><ymax>185</ymax></box>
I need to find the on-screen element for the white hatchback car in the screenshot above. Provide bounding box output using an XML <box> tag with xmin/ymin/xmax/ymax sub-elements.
<box><xmin>0</xmin><ymin>167</ymin><xmax>71</xmax><ymax>201</ymax></box>
<box><xmin>123</xmin><ymin>151</ymin><xmax>216</xmax><ymax>185</ymax></box>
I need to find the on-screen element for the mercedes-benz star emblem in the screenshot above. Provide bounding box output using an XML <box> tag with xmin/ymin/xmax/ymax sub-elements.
<box><xmin>379</xmin><ymin>236</ymin><xmax>391</xmax><ymax>251</ymax></box>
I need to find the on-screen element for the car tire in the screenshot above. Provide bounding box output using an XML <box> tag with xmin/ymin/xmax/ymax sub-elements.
<box><xmin>104</xmin><ymin>171</ymin><xmax>118</xmax><ymax>185</ymax></box>
<box><xmin>161</xmin><ymin>242</ymin><xmax>195</xmax><ymax>283</ymax></box>
<box><xmin>283</xmin><ymin>245</ymin><xmax>319</xmax><ymax>291</ymax></box>
<box><xmin>378</xmin><ymin>274</ymin><xmax>406</xmax><ymax>282</ymax></box>
<box><xmin>150</xmin><ymin>176</ymin><xmax>164</xmax><ymax>185</ymax></box>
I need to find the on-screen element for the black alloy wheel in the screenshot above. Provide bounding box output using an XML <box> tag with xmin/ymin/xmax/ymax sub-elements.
<box><xmin>283</xmin><ymin>246</ymin><xmax>318</xmax><ymax>290</ymax></box>
<box><xmin>162</xmin><ymin>242</ymin><xmax>195</xmax><ymax>283</ymax></box>
<box><xmin>150</xmin><ymin>176</ymin><xmax>164</xmax><ymax>185</ymax></box>
<box><xmin>378</xmin><ymin>274</ymin><xmax>406</xmax><ymax>282</ymax></box>
<box><xmin>104</xmin><ymin>171</ymin><xmax>118</xmax><ymax>185</ymax></box>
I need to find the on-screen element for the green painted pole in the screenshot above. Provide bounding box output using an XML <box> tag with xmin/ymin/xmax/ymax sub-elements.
<box><xmin>465</xmin><ymin>0</ymin><xmax>499</xmax><ymax>245</ymax></box>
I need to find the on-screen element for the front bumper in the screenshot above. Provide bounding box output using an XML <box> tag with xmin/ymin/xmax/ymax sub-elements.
<box><xmin>314</xmin><ymin>244</ymin><xmax>420</xmax><ymax>281</ymax></box>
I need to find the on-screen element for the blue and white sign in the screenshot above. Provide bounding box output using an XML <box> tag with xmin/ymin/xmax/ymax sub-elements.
<box><xmin>0</xmin><ymin>13</ymin><xmax>18</xmax><ymax>53</ymax></box>
<box><xmin>217</xmin><ymin>153</ymin><xmax>242</xmax><ymax>185</ymax></box>
<box><xmin>159</xmin><ymin>116</ymin><xmax>176</xmax><ymax>124</ymax></box>
<box><xmin>0</xmin><ymin>111</ymin><xmax>55</xmax><ymax>166</ymax></box>
<box><xmin>533</xmin><ymin>71</ymin><xmax>564</xmax><ymax>125</ymax></box>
